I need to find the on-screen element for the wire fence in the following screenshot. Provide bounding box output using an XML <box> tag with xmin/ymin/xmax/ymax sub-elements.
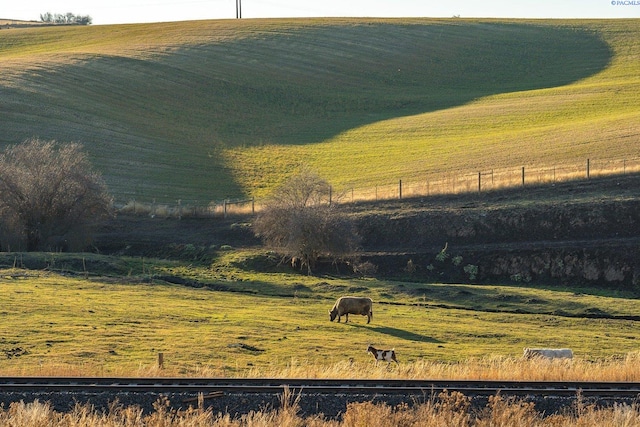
<box><xmin>117</xmin><ymin>156</ymin><xmax>640</xmax><ymax>218</ymax></box>
<box><xmin>338</xmin><ymin>156</ymin><xmax>640</xmax><ymax>203</ymax></box>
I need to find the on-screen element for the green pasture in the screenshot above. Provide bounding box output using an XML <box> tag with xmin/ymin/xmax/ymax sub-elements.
<box><xmin>1</xmin><ymin>251</ymin><xmax>639</xmax><ymax>374</ymax></box>
<box><xmin>1</xmin><ymin>18</ymin><xmax>639</xmax><ymax>203</ymax></box>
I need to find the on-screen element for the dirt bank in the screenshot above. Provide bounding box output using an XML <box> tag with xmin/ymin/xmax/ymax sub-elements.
<box><xmin>95</xmin><ymin>174</ymin><xmax>640</xmax><ymax>290</ymax></box>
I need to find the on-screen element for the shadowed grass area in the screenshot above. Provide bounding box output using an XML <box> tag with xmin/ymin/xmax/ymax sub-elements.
<box><xmin>354</xmin><ymin>325</ymin><xmax>443</xmax><ymax>343</ymax></box>
<box><xmin>2</xmin><ymin>19</ymin><xmax>631</xmax><ymax>202</ymax></box>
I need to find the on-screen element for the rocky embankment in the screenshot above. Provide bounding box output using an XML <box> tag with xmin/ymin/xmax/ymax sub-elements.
<box><xmin>352</xmin><ymin>175</ymin><xmax>640</xmax><ymax>291</ymax></box>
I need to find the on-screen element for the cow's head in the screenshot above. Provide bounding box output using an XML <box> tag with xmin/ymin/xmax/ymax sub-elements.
<box><xmin>329</xmin><ymin>308</ymin><xmax>338</xmax><ymax>321</ymax></box>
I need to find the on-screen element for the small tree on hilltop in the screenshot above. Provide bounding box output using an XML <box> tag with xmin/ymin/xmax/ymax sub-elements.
<box><xmin>40</xmin><ymin>12</ymin><xmax>92</xmax><ymax>25</ymax></box>
<box><xmin>254</xmin><ymin>168</ymin><xmax>359</xmax><ymax>274</ymax></box>
<box><xmin>0</xmin><ymin>138</ymin><xmax>113</xmax><ymax>251</ymax></box>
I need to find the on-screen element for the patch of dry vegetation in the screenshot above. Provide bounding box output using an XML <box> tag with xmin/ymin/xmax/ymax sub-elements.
<box><xmin>238</xmin><ymin>353</ymin><xmax>640</xmax><ymax>382</ymax></box>
<box><xmin>1</xmin><ymin>390</ymin><xmax>639</xmax><ymax>426</ymax></box>
<box><xmin>4</xmin><ymin>353</ymin><xmax>640</xmax><ymax>382</ymax></box>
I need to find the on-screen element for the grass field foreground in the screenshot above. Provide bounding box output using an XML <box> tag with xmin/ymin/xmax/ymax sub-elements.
<box><xmin>1</xmin><ymin>257</ymin><xmax>639</xmax><ymax>379</ymax></box>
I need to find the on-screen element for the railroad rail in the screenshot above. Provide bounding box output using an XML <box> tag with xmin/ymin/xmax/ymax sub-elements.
<box><xmin>1</xmin><ymin>377</ymin><xmax>640</xmax><ymax>398</ymax></box>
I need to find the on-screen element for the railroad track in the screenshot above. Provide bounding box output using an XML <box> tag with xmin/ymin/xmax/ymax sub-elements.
<box><xmin>1</xmin><ymin>377</ymin><xmax>640</xmax><ymax>398</ymax></box>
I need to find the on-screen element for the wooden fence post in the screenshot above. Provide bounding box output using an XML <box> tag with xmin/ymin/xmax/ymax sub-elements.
<box><xmin>399</xmin><ymin>179</ymin><xmax>402</xmax><ymax>199</ymax></box>
<box><xmin>478</xmin><ymin>172</ymin><xmax>481</xmax><ymax>193</ymax></box>
<box><xmin>522</xmin><ymin>167</ymin><xmax>525</xmax><ymax>186</ymax></box>
<box><xmin>158</xmin><ymin>352</ymin><xmax>164</xmax><ymax>369</ymax></box>
<box><xmin>586</xmin><ymin>158</ymin><xmax>590</xmax><ymax>179</ymax></box>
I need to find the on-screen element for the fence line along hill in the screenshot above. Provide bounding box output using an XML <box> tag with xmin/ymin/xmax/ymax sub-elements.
<box><xmin>1</xmin><ymin>18</ymin><xmax>639</xmax><ymax>203</ymax></box>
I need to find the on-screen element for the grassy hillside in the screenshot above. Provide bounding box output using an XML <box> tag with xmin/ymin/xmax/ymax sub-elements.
<box><xmin>1</xmin><ymin>18</ymin><xmax>638</xmax><ymax>203</ymax></box>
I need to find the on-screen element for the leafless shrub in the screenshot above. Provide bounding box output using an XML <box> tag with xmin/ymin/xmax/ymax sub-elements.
<box><xmin>254</xmin><ymin>167</ymin><xmax>359</xmax><ymax>274</ymax></box>
<box><xmin>0</xmin><ymin>138</ymin><xmax>112</xmax><ymax>251</ymax></box>
<box><xmin>352</xmin><ymin>260</ymin><xmax>377</xmax><ymax>277</ymax></box>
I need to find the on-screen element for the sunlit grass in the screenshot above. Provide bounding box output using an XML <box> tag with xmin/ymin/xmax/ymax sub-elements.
<box><xmin>223</xmin><ymin>19</ymin><xmax>640</xmax><ymax>199</ymax></box>
<box><xmin>1</xmin><ymin>264</ymin><xmax>639</xmax><ymax>377</ymax></box>
<box><xmin>227</xmin><ymin>69</ymin><xmax>640</xmax><ymax>198</ymax></box>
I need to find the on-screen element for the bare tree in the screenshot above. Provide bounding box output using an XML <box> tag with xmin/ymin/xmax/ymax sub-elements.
<box><xmin>254</xmin><ymin>168</ymin><xmax>359</xmax><ymax>274</ymax></box>
<box><xmin>76</xmin><ymin>15</ymin><xmax>92</xmax><ymax>25</ymax></box>
<box><xmin>39</xmin><ymin>12</ymin><xmax>53</xmax><ymax>23</ymax></box>
<box><xmin>40</xmin><ymin>12</ymin><xmax>92</xmax><ymax>25</ymax></box>
<box><xmin>269</xmin><ymin>166</ymin><xmax>331</xmax><ymax>209</ymax></box>
<box><xmin>0</xmin><ymin>138</ymin><xmax>112</xmax><ymax>251</ymax></box>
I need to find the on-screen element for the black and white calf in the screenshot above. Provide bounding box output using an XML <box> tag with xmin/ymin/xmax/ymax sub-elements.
<box><xmin>367</xmin><ymin>344</ymin><xmax>398</xmax><ymax>365</ymax></box>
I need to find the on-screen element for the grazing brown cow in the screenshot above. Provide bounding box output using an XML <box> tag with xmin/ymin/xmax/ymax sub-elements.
<box><xmin>367</xmin><ymin>344</ymin><xmax>398</xmax><ymax>365</ymax></box>
<box><xmin>329</xmin><ymin>296</ymin><xmax>373</xmax><ymax>324</ymax></box>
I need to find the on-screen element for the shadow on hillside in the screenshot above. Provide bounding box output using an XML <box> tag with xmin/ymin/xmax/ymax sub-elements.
<box><xmin>164</xmin><ymin>21</ymin><xmax>612</xmax><ymax>147</ymax></box>
<box><xmin>352</xmin><ymin>324</ymin><xmax>442</xmax><ymax>343</ymax></box>
<box><xmin>1</xmin><ymin>20</ymin><xmax>613</xmax><ymax>202</ymax></box>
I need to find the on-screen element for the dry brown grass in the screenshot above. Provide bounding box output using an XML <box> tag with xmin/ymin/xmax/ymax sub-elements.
<box><xmin>240</xmin><ymin>354</ymin><xmax>640</xmax><ymax>382</ymax></box>
<box><xmin>4</xmin><ymin>360</ymin><xmax>640</xmax><ymax>425</ymax></box>
<box><xmin>4</xmin><ymin>353</ymin><xmax>640</xmax><ymax>382</ymax></box>
<box><xmin>118</xmin><ymin>198</ymin><xmax>256</xmax><ymax>218</ymax></box>
<box><xmin>1</xmin><ymin>390</ymin><xmax>639</xmax><ymax>426</ymax></box>
<box><xmin>0</xmin><ymin>19</ymin><xmax>46</xmax><ymax>27</ymax></box>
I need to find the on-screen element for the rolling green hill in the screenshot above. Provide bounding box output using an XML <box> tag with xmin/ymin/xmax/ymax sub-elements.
<box><xmin>1</xmin><ymin>18</ymin><xmax>638</xmax><ymax>203</ymax></box>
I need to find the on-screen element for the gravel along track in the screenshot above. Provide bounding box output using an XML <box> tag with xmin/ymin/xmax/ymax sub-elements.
<box><xmin>1</xmin><ymin>377</ymin><xmax>639</xmax><ymax>419</ymax></box>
